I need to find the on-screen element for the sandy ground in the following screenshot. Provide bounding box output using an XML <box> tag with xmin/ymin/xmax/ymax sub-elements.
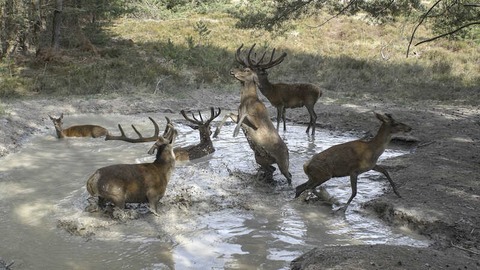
<box><xmin>1</xmin><ymin>88</ymin><xmax>479</xmax><ymax>269</ymax></box>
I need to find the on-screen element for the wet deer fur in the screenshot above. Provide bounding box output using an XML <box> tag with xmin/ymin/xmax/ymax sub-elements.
<box><xmin>295</xmin><ymin>113</ymin><xmax>412</xmax><ymax>210</ymax></box>
<box><xmin>49</xmin><ymin>113</ymin><xmax>108</xmax><ymax>138</ymax></box>
<box><xmin>215</xmin><ymin>67</ymin><xmax>292</xmax><ymax>184</ymax></box>
<box><xmin>86</xmin><ymin>119</ymin><xmax>177</xmax><ymax>214</ymax></box>
<box><xmin>174</xmin><ymin>107</ymin><xmax>221</xmax><ymax>161</ymax></box>
<box><xmin>235</xmin><ymin>44</ymin><xmax>323</xmax><ymax>135</ymax></box>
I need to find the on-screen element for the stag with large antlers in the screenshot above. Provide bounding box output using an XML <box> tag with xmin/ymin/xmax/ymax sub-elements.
<box><xmin>86</xmin><ymin>118</ymin><xmax>177</xmax><ymax>215</ymax></box>
<box><xmin>215</xmin><ymin>67</ymin><xmax>292</xmax><ymax>184</ymax></box>
<box><xmin>235</xmin><ymin>44</ymin><xmax>323</xmax><ymax>135</ymax></box>
<box><xmin>295</xmin><ymin>113</ymin><xmax>411</xmax><ymax>211</ymax></box>
<box><xmin>174</xmin><ymin>107</ymin><xmax>221</xmax><ymax>161</ymax></box>
<box><xmin>106</xmin><ymin>109</ymin><xmax>221</xmax><ymax>161</ymax></box>
<box><xmin>49</xmin><ymin>113</ymin><xmax>108</xmax><ymax>138</ymax></box>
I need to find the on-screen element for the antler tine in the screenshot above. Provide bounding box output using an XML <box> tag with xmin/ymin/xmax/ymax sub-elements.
<box><xmin>205</xmin><ymin>107</ymin><xmax>221</xmax><ymax>125</ymax></box>
<box><xmin>246</xmin><ymin>43</ymin><xmax>257</xmax><ymax>67</ymax></box>
<box><xmin>235</xmin><ymin>44</ymin><xmax>249</xmax><ymax>67</ymax></box>
<box><xmin>181</xmin><ymin>109</ymin><xmax>202</xmax><ymax>125</ymax></box>
<box><xmin>194</xmin><ymin>110</ymin><xmax>204</xmax><ymax>123</ymax></box>
<box><xmin>263</xmin><ymin>50</ymin><xmax>287</xmax><ymax>70</ymax></box>
<box><xmin>105</xmin><ymin>117</ymin><xmax>159</xmax><ymax>143</ymax></box>
<box><xmin>162</xmin><ymin>116</ymin><xmax>172</xmax><ymax>137</ymax></box>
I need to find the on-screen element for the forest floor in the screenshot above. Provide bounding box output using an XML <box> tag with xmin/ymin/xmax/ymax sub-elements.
<box><xmin>1</xmin><ymin>88</ymin><xmax>479</xmax><ymax>269</ymax></box>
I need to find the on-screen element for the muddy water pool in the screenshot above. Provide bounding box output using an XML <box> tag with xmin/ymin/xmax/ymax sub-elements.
<box><xmin>0</xmin><ymin>113</ymin><xmax>428</xmax><ymax>269</ymax></box>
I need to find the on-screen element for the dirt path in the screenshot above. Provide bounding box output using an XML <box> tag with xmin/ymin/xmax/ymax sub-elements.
<box><xmin>1</xmin><ymin>89</ymin><xmax>479</xmax><ymax>269</ymax></box>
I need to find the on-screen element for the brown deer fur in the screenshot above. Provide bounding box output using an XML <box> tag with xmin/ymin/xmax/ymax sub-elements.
<box><xmin>86</xmin><ymin>123</ymin><xmax>177</xmax><ymax>214</ymax></box>
<box><xmin>173</xmin><ymin>107</ymin><xmax>221</xmax><ymax>161</ymax></box>
<box><xmin>216</xmin><ymin>67</ymin><xmax>292</xmax><ymax>184</ymax></box>
<box><xmin>49</xmin><ymin>113</ymin><xmax>108</xmax><ymax>138</ymax></box>
<box><xmin>295</xmin><ymin>113</ymin><xmax>412</xmax><ymax>210</ymax></box>
<box><xmin>235</xmin><ymin>44</ymin><xmax>322</xmax><ymax>135</ymax></box>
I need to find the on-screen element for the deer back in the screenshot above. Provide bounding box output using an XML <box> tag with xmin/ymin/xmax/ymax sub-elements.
<box><xmin>86</xmin><ymin>121</ymin><xmax>177</xmax><ymax>214</ymax></box>
<box><xmin>49</xmin><ymin>113</ymin><xmax>108</xmax><ymax>138</ymax></box>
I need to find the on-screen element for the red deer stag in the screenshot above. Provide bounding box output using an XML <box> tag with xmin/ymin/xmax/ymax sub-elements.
<box><xmin>235</xmin><ymin>44</ymin><xmax>323</xmax><ymax>135</ymax></box>
<box><xmin>49</xmin><ymin>113</ymin><xmax>108</xmax><ymax>138</ymax></box>
<box><xmin>86</xmin><ymin>118</ymin><xmax>177</xmax><ymax>215</ymax></box>
<box><xmin>295</xmin><ymin>113</ymin><xmax>412</xmax><ymax>211</ymax></box>
<box><xmin>106</xmin><ymin>109</ymin><xmax>220</xmax><ymax>161</ymax></box>
<box><xmin>214</xmin><ymin>67</ymin><xmax>292</xmax><ymax>185</ymax></box>
<box><xmin>174</xmin><ymin>107</ymin><xmax>221</xmax><ymax>161</ymax></box>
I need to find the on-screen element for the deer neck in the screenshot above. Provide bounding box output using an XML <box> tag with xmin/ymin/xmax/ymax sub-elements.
<box><xmin>153</xmin><ymin>145</ymin><xmax>175</xmax><ymax>166</ymax></box>
<box><xmin>54</xmin><ymin>127</ymin><xmax>65</xmax><ymax>138</ymax></box>
<box><xmin>256</xmin><ymin>75</ymin><xmax>273</xmax><ymax>95</ymax></box>
<box><xmin>240</xmin><ymin>81</ymin><xmax>259</xmax><ymax>102</ymax></box>
<box><xmin>369</xmin><ymin>123</ymin><xmax>392</xmax><ymax>159</ymax></box>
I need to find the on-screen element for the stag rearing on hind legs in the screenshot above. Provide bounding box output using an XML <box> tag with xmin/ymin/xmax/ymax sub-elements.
<box><xmin>235</xmin><ymin>44</ymin><xmax>323</xmax><ymax>135</ymax></box>
<box><xmin>215</xmin><ymin>67</ymin><xmax>292</xmax><ymax>185</ymax></box>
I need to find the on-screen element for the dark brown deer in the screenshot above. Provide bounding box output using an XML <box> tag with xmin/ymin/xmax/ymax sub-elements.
<box><xmin>106</xmin><ymin>110</ymin><xmax>220</xmax><ymax>161</ymax></box>
<box><xmin>214</xmin><ymin>67</ymin><xmax>292</xmax><ymax>185</ymax></box>
<box><xmin>295</xmin><ymin>113</ymin><xmax>412</xmax><ymax>211</ymax></box>
<box><xmin>174</xmin><ymin>107</ymin><xmax>221</xmax><ymax>161</ymax></box>
<box><xmin>235</xmin><ymin>44</ymin><xmax>323</xmax><ymax>135</ymax></box>
<box><xmin>86</xmin><ymin>118</ymin><xmax>177</xmax><ymax>215</ymax></box>
<box><xmin>49</xmin><ymin>113</ymin><xmax>108</xmax><ymax>138</ymax></box>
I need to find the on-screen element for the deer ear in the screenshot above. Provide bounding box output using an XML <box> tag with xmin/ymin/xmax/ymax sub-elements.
<box><xmin>375</xmin><ymin>112</ymin><xmax>388</xmax><ymax>122</ymax></box>
<box><xmin>60</xmin><ymin>113</ymin><xmax>64</xmax><ymax>119</ymax></box>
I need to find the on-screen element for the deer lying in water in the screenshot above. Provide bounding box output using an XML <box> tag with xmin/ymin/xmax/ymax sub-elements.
<box><xmin>295</xmin><ymin>113</ymin><xmax>412</xmax><ymax>211</ymax></box>
<box><xmin>174</xmin><ymin>107</ymin><xmax>221</xmax><ymax>161</ymax></box>
<box><xmin>214</xmin><ymin>67</ymin><xmax>292</xmax><ymax>184</ymax></box>
<box><xmin>235</xmin><ymin>44</ymin><xmax>323</xmax><ymax>135</ymax></box>
<box><xmin>86</xmin><ymin>118</ymin><xmax>177</xmax><ymax>214</ymax></box>
<box><xmin>49</xmin><ymin>113</ymin><xmax>108</xmax><ymax>138</ymax></box>
<box><xmin>106</xmin><ymin>108</ymin><xmax>220</xmax><ymax>161</ymax></box>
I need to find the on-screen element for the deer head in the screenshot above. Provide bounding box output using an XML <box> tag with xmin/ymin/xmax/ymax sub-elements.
<box><xmin>180</xmin><ymin>107</ymin><xmax>221</xmax><ymax>140</ymax></box>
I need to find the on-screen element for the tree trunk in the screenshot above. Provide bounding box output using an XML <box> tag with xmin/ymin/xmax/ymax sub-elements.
<box><xmin>51</xmin><ymin>0</ymin><xmax>63</xmax><ymax>50</ymax></box>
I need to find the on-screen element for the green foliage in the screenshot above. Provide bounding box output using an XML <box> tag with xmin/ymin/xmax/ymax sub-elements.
<box><xmin>0</xmin><ymin>2</ymin><xmax>478</xmax><ymax>106</ymax></box>
<box><xmin>193</xmin><ymin>21</ymin><xmax>212</xmax><ymax>45</ymax></box>
<box><xmin>427</xmin><ymin>0</ymin><xmax>480</xmax><ymax>39</ymax></box>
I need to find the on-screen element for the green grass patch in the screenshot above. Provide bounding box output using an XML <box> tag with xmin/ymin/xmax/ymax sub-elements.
<box><xmin>0</xmin><ymin>9</ymin><xmax>478</xmax><ymax>105</ymax></box>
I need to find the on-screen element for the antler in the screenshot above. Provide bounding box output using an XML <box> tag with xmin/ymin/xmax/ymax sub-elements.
<box><xmin>180</xmin><ymin>107</ymin><xmax>221</xmax><ymax>127</ymax></box>
<box><xmin>105</xmin><ymin>117</ymin><xmax>160</xmax><ymax>143</ymax></box>
<box><xmin>235</xmin><ymin>43</ymin><xmax>287</xmax><ymax>70</ymax></box>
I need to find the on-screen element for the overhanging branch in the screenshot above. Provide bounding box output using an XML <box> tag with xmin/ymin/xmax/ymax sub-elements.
<box><xmin>415</xmin><ymin>21</ymin><xmax>480</xmax><ymax>46</ymax></box>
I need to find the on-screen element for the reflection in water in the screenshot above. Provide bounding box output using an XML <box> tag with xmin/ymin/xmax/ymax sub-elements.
<box><xmin>0</xmin><ymin>114</ymin><xmax>428</xmax><ymax>269</ymax></box>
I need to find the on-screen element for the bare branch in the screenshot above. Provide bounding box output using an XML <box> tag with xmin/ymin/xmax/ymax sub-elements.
<box><xmin>415</xmin><ymin>21</ymin><xmax>480</xmax><ymax>46</ymax></box>
<box><xmin>309</xmin><ymin>0</ymin><xmax>358</xmax><ymax>28</ymax></box>
<box><xmin>406</xmin><ymin>0</ymin><xmax>443</xmax><ymax>58</ymax></box>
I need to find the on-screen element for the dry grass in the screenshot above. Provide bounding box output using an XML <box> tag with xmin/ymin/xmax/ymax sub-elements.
<box><xmin>0</xmin><ymin>10</ymin><xmax>478</xmax><ymax>105</ymax></box>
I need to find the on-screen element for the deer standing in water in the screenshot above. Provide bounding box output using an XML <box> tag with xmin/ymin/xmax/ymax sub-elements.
<box><xmin>295</xmin><ymin>113</ymin><xmax>412</xmax><ymax>211</ymax></box>
<box><xmin>235</xmin><ymin>44</ymin><xmax>323</xmax><ymax>135</ymax></box>
<box><xmin>49</xmin><ymin>113</ymin><xmax>108</xmax><ymax>138</ymax></box>
<box><xmin>214</xmin><ymin>67</ymin><xmax>292</xmax><ymax>185</ymax></box>
<box><xmin>86</xmin><ymin>118</ymin><xmax>177</xmax><ymax>215</ymax></box>
<box><xmin>106</xmin><ymin>108</ymin><xmax>220</xmax><ymax>161</ymax></box>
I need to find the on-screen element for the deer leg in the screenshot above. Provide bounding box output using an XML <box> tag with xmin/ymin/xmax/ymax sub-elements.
<box><xmin>305</xmin><ymin>105</ymin><xmax>317</xmax><ymax>135</ymax></box>
<box><xmin>282</xmin><ymin>107</ymin><xmax>287</xmax><ymax>131</ymax></box>
<box><xmin>213</xmin><ymin>113</ymin><xmax>237</xmax><ymax>138</ymax></box>
<box><xmin>372</xmin><ymin>165</ymin><xmax>402</xmax><ymax>198</ymax></box>
<box><xmin>234</xmin><ymin>114</ymin><xmax>250</xmax><ymax>137</ymax></box>
<box><xmin>344</xmin><ymin>174</ymin><xmax>358</xmax><ymax>208</ymax></box>
<box><xmin>276</xmin><ymin>107</ymin><xmax>283</xmax><ymax>131</ymax></box>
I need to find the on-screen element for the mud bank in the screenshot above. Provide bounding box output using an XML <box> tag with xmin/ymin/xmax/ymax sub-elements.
<box><xmin>1</xmin><ymin>90</ymin><xmax>479</xmax><ymax>269</ymax></box>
